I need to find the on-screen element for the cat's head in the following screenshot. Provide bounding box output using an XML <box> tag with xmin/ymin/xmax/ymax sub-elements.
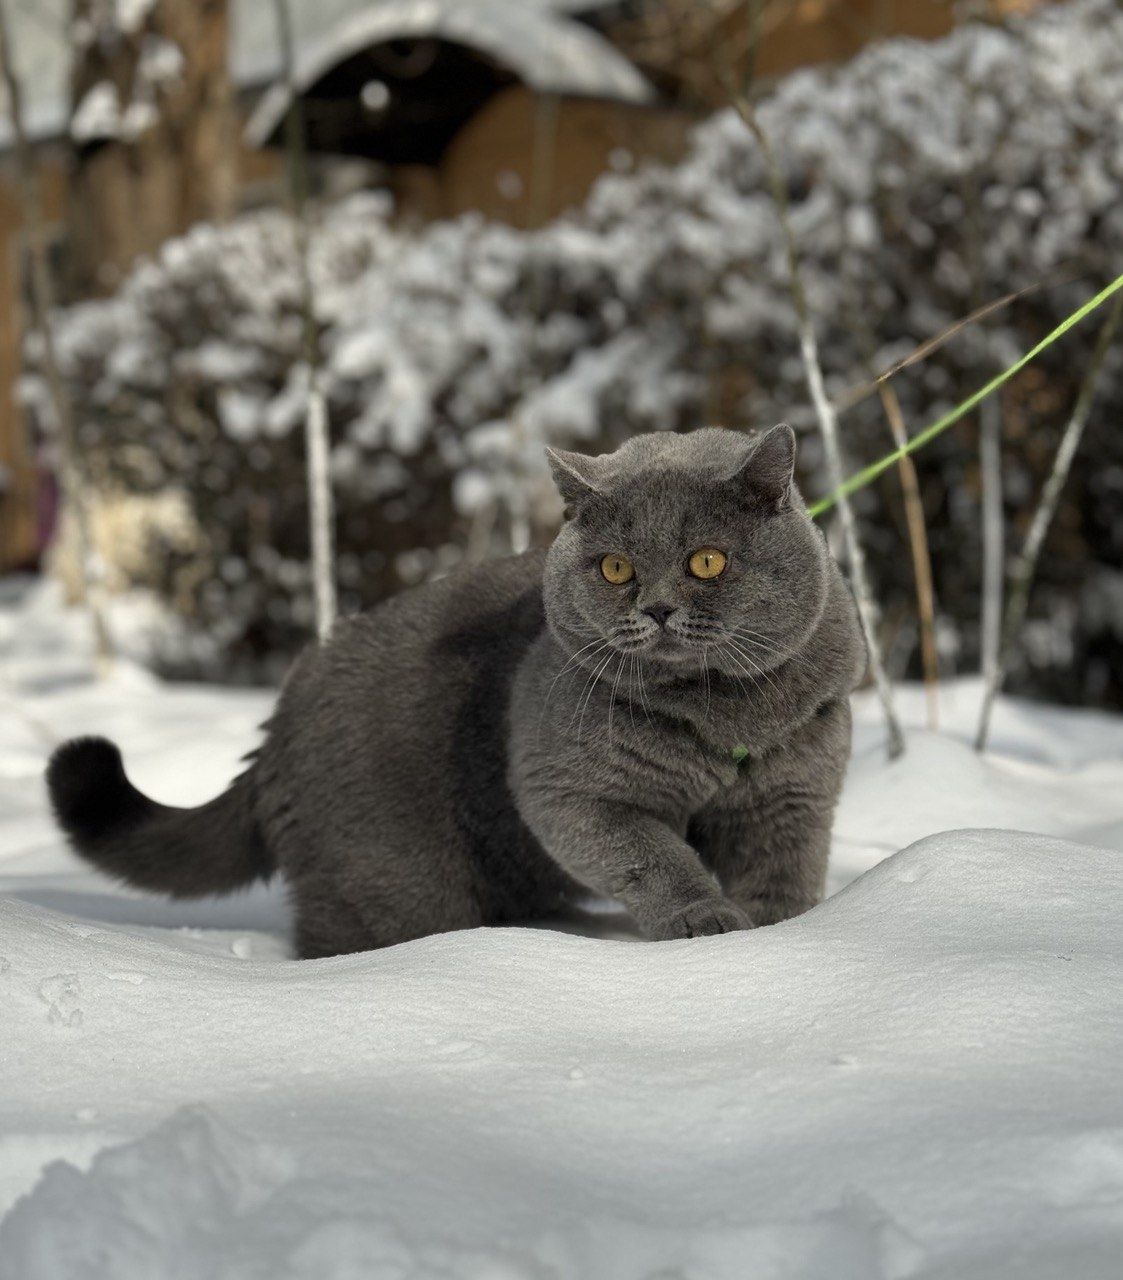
<box><xmin>541</xmin><ymin>426</ymin><xmax>829</xmax><ymax>678</ymax></box>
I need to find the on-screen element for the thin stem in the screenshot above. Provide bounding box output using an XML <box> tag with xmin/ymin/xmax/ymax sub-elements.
<box><xmin>0</xmin><ymin>0</ymin><xmax>112</xmax><ymax>669</ymax></box>
<box><xmin>975</xmin><ymin>292</ymin><xmax>1123</xmax><ymax>751</ymax></box>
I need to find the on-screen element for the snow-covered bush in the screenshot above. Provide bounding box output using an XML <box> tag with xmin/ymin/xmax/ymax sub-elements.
<box><xmin>27</xmin><ymin>0</ymin><xmax>1123</xmax><ymax>699</ymax></box>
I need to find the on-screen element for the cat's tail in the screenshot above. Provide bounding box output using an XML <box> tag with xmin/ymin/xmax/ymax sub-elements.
<box><xmin>46</xmin><ymin>737</ymin><xmax>273</xmax><ymax>898</ymax></box>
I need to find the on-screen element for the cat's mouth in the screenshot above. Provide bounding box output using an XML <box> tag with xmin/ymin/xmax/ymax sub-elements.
<box><xmin>609</xmin><ymin>626</ymin><xmax>718</xmax><ymax>660</ymax></box>
<box><xmin>666</xmin><ymin>624</ymin><xmax>725</xmax><ymax>650</ymax></box>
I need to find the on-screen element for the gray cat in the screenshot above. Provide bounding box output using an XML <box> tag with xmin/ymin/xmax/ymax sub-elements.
<box><xmin>47</xmin><ymin>426</ymin><xmax>865</xmax><ymax>957</ymax></box>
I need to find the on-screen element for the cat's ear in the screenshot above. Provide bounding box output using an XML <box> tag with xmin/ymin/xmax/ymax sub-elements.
<box><xmin>729</xmin><ymin>423</ymin><xmax>796</xmax><ymax>511</ymax></box>
<box><xmin>545</xmin><ymin>447</ymin><xmax>605</xmax><ymax>514</ymax></box>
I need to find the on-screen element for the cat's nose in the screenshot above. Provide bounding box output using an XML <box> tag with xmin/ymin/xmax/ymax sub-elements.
<box><xmin>643</xmin><ymin>602</ymin><xmax>675</xmax><ymax>627</ymax></box>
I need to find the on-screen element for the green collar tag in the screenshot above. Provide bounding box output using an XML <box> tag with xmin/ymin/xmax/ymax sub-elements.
<box><xmin>731</xmin><ymin>744</ymin><xmax>750</xmax><ymax>765</ymax></box>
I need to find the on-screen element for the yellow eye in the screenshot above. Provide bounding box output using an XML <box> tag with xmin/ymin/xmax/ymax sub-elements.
<box><xmin>600</xmin><ymin>553</ymin><xmax>634</xmax><ymax>584</ymax></box>
<box><xmin>688</xmin><ymin>548</ymin><xmax>727</xmax><ymax>580</ymax></box>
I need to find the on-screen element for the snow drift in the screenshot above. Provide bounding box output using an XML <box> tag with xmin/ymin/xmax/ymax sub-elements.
<box><xmin>1</xmin><ymin>830</ymin><xmax>1121</xmax><ymax>1279</ymax></box>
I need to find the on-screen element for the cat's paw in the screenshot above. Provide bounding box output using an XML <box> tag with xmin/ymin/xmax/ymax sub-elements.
<box><xmin>650</xmin><ymin>899</ymin><xmax>753</xmax><ymax>940</ymax></box>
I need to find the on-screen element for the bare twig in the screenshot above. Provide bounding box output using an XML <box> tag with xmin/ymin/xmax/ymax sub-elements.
<box><xmin>974</xmin><ymin>291</ymin><xmax>1123</xmax><ymax>751</ymax></box>
<box><xmin>0</xmin><ymin>0</ymin><xmax>112</xmax><ymax>668</ymax></box>
<box><xmin>878</xmin><ymin>382</ymin><xmax>939</xmax><ymax>729</ymax></box>
<box><xmin>738</xmin><ymin>0</ymin><xmax>768</xmax><ymax>91</ymax></box>
<box><xmin>272</xmin><ymin>0</ymin><xmax>336</xmax><ymax>642</ymax></box>
<box><xmin>730</xmin><ymin>92</ymin><xmax>905</xmax><ymax>757</ymax></box>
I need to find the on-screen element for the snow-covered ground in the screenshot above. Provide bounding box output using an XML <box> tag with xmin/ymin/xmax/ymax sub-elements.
<box><xmin>2</xmin><ymin>582</ymin><xmax>1122</xmax><ymax>1278</ymax></box>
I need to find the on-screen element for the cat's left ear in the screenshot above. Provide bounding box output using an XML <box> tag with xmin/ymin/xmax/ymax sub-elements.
<box><xmin>545</xmin><ymin>447</ymin><xmax>605</xmax><ymax>514</ymax></box>
<box><xmin>728</xmin><ymin>423</ymin><xmax>796</xmax><ymax>511</ymax></box>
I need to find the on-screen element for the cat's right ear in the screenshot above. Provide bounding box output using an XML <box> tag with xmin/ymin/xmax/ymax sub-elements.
<box><xmin>545</xmin><ymin>447</ymin><xmax>604</xmax><ymax>517</ymax></box>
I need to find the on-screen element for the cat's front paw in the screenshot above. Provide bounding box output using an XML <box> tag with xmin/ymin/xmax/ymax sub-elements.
<box><xmin>650</xmin><ymin>898</ymin><xmax>753</xmax><ymax>940</ymax></box>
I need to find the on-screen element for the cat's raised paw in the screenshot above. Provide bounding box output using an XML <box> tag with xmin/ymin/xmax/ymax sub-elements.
<box><xmin>651</xmin><ymin>899</ymin><xmax>753</xmax><ymax>940</ymax></box>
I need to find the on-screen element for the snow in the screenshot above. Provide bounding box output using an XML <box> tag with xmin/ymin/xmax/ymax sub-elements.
<box><xmin>137</xmin><ymin>36</ymin><xmax>186</xmax><ymax>88</ymax></box>
<box><xmin>70</xmin><ymin>83</ymin><xmax>121</xmax><ymax>145</ymax></box>
<box><xmin>117</xmin><ymin>0</ymin><xmax>158</xmax><ymax>35</ymax></box>
<box><xmin>67</xmin><ymin>20</ymin><xmax>177</xmax><ymax>149</ymax></box>
<box><xmin>2</xmin><ymin>585</ymin><xmax>1123</xmax><ymax>1276</ymax></box>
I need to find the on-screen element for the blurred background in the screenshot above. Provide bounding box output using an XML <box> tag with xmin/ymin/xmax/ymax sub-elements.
<box><xmin>0</xmin><ymin>0</ymin><xmax>1119</xmax><ymax>717</ymax></box>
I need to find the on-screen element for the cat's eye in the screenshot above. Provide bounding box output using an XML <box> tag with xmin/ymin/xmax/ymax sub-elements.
<box><xmin>688</xmin><ymin>548</ymin><xmax>727</xmax><ymax>580</ymax></box>
<box><xmin>600</xmin><ymin>553</ymin><xmax>634</xmax><ymax>584</ymax></box>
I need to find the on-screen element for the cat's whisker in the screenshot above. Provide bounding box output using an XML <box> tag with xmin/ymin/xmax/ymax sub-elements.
<box><xmin>578</xmin><ymin>655</ymin><xmax>614</xmax><ymax>737</ymax></box>
<box><xmin>713</xmin><ymin>643</ymin><xmax>750</xmax><ymax>700</ymax></box>
<box><xmin>627</xmin><ymin>655</ymin><xmax>639</xmax><ymax>736</ymax></box>
<box><xmin>566</xmin><ymin>660</ymin><xmax>601</xmax><ymax>734</ymax></box>
<box><xmin>721</xmin><ymin>639</ymin><xmax>769</xmax><ymax>692</ymax></box>
<box><xmin>724</xmin><ymin>653</ymin><xmax>764</xmax><ymax>703</ymax></box>
<box><xmin>724</xmin><ymin>637</ymin><xmax>773</xmax><ymax>687</ymax></box>
<box><xmin>731</xmin><ymin>624</ymin><xmax>776</xmax><ymax>643</ymax></box>
<box><xmin>701</xmin><ymin>651</ymin><xmax>711</xmax><ymax>728</ymax></box>
<box><xmin>607</xmin><ymin>651</ymin><xmax>626</xmax><ymax>746</ymax></box>
<box><xmin>731</xmin><ymin>629</ymin><xmax>816</xmax><ymax>676</ymax></box>
<box><xmin>635</xmin><ymin>657</ymin><xmax>654</xmax><ymax>728</ymax></box>
<box><xmin>734</xmin><ymin>631</ymin><xmax>822</xmax><ymax>688</ymax></box>
<box><xmin>576</xmin><ymin>650</ymin><xmax>616</xmax><ymax>745</ymax></box>
<box><xmin>545</xmin><ymin>635</ymin><xmax>610</xmax><ymax>703</ymax></box>
<box><xmin>539</xmin><ymin>638</ymin><xmax>611</xmax><ymax>746</ymax></box>
<box><xmin>725</xmin><ymin>639</ymin><xmax>786</xmax><ymax>706</ymax></box>
<box><xmin>719</xmin><ymin>626</ymin><xmax>786</xmax><ymax>678</ymax></box>
<box><xmin>568</xmin><ymin>658</ymin><xmax>604</xmax><ymax>734</ymax></box>
<box><xmin>550</xmin><ymin>639</ymin><xmax>609</xmax><ymax>712</ymax></box>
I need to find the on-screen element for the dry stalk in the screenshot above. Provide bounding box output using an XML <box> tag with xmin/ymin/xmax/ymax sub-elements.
<box><xmin>730</xmin><ymin>92</ymin><xmax>905</xmax><ymax>758</ymax></box>
<box><xmin>271</xmin><ymin>0</ymin><xmax>336</xmax><ymax>642</ymax></box>
<box><xmin>977</xmin><ymin>390</ymin><xmax>1004</xmax><ymax>705</ymax></box>
<box><xmin>878</xmin><ymin>381</ymin><xmax>939</xmax><ymax>729</ymax></box>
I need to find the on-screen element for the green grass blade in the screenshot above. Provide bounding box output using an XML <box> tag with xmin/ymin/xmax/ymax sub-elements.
<box><xmin>808</xmin><ymin>271</ymin><xmax>1123</xmax><ymax>519</ymax></box>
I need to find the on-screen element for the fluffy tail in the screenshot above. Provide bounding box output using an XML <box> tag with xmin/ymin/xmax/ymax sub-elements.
<box><xmin>46</xmin><ymin>737</ymin><xmax>273</xmax><ymax>898</ymax></box>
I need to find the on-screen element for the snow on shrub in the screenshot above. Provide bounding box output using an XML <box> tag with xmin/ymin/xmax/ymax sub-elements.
<box><xmin>25</xmin><ymin>0</ymin><xmax>1123</xmax><ymax>699</ymax></box>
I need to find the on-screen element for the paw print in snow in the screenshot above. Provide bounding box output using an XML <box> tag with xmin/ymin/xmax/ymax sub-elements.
<box><xmin>39</xmin><ymin>974</ymin><xmax>83</xmax><ymax>1028</ymax></box>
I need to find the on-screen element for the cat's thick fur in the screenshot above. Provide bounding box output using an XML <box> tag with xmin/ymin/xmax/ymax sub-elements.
<box><xmin>47</xmin><ymin>427</ymin><xmax>865</xmax><ymax>957</ymax></box>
